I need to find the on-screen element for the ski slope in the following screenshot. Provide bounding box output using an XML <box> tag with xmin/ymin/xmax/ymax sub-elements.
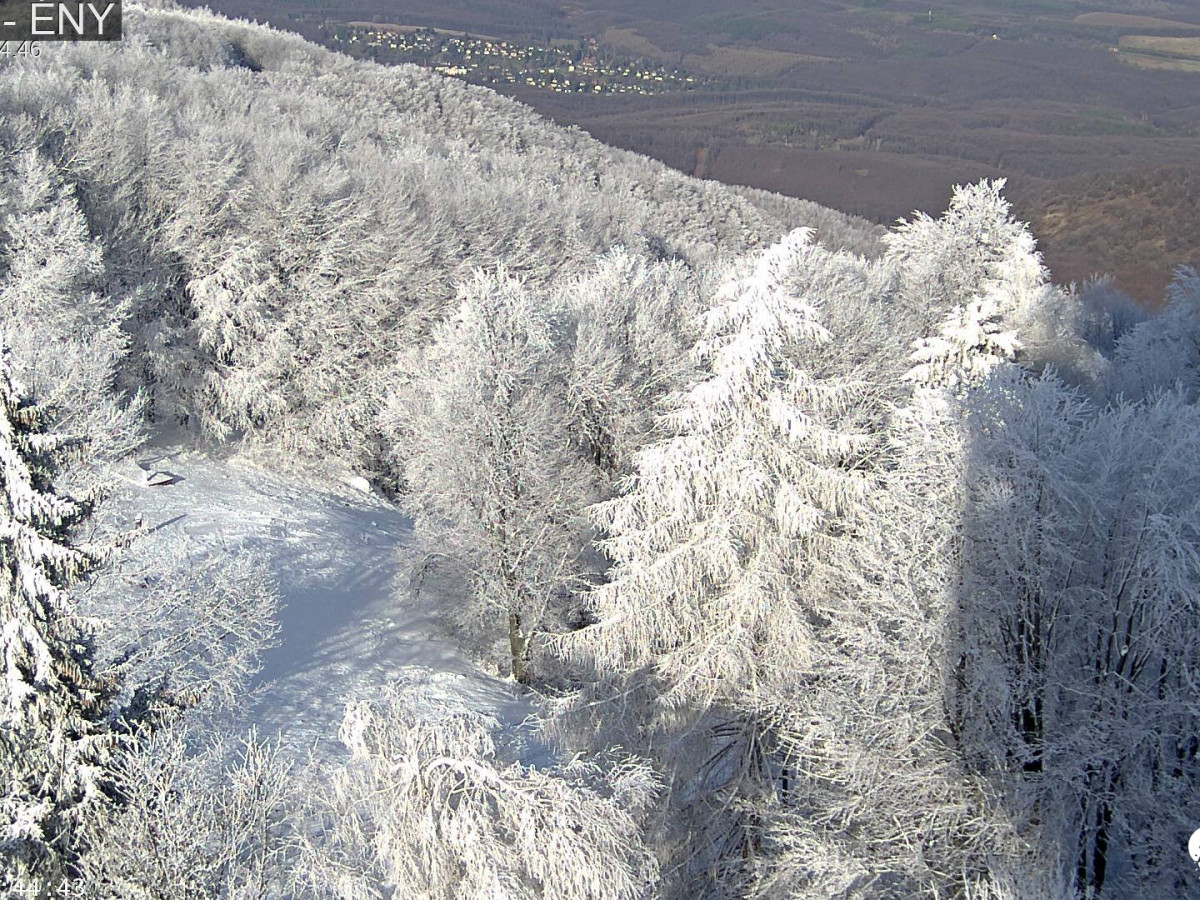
<box><xmin>108</xmin><ymin>448</ymin><xmax>534</xmax><ymax>758</ymax></box>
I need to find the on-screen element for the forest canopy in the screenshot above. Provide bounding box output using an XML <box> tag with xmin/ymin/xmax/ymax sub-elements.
<box><xmin>1</xmin><ymin>4</ymin><xmax>1197</xmax><ymax>899</ymax></box>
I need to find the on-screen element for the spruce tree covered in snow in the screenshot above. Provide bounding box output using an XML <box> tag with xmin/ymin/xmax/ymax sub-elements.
<box><xmin>742</xmin><ymin>200</ymin><xmax>1085</xmax><ymax>898</ymax></box>
<box><xmin>885</xmin><ymin>179</ymin><xmax>1096</xmax><ymax>379</ymax></box>
<box><xmin>561</xmin><ymin>231</ymin><xmax>879</xmax><ymax>895</ymax></box>
<box><xmin>573</xmin><ymin>229</ymin><xmax>870</xmax><ymax>708</ymax></box>
<box><xmin>0</xmin><ymin>148</ymin><xmax>142</xmax><ymax>474</ymax></box>
<box><xmin>748</xmin><ymin>385</ymin><xmax>1029</xmax><ymax>900</ymax></box>
<box><xmin>0</xmin><ymin>353</ymin><xmax>116</xmax><ymax>894</ymax></box>
<box><xmin>886</xmin><ymin>180</ymin><xmax>1040</xmax><ymax>321</ymax></box>
<box><xmin>906</xmin><ymin>293</ymin><xmax>1022</xmax><ymax>389</ymax></box>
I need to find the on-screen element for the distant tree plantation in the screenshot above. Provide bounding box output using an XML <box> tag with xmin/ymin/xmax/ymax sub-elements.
<box><xmin>1</xmin><ymin>4</ymin><xmax>1199</xmax><ymax>899</ymax></box>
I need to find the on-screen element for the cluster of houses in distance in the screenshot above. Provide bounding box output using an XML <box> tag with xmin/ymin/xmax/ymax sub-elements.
<box><xmin>322</xmin><ymin>24</ymin><xmax>709</xmax><ymax>95</ymax></box>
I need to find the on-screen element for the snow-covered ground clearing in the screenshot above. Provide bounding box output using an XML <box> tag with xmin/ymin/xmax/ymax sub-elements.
<box><xmin>105</xmin><ymin>448</ymin><xmax>534</xmax><ymax>758</ymax></box>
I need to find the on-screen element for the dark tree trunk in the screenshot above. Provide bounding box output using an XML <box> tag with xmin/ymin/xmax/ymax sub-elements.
<box><xmin>508</xmin><ymin>610</ymin><xmax>531</xmax><ymax>685</ymax></box>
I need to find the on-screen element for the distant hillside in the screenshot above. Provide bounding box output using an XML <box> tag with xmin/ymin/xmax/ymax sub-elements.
<box><xmin>1016</xmin><ymin>164</ymin><xmax>1200</xmax><ymax>305</ymax></box>
<box><xmin>192</xmin><ymin>0</ymin><xmax>1200</xmax><ymax>304</ymax></box>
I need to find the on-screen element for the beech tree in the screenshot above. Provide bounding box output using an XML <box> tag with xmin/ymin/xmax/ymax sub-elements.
<box><xmin>382</xmin><ymin>269</ymin><xmax>595</xmax><ymax>682</ymax></box>
<box><xmin>303</xmin><ymin>690</ymin><xmax>659</xmax><ymax>900</ymax></box>
<box><xmin>956</xmin><ymin>372</ymin><xmax>1200</xmax><ymax>899</ymax></box>
<box><xmin>561</xmin><ymin>250</ymin><xmax>701</xmax><ymax>477</ymax></box>
<box><xmin>85</xmin><ymin>537</ymin><xmax>280</xmax><ymax>714</ymax></box>
<box><xmin>1075</xmin><ymin>276</ymin><xmax>1145</xmax><ymax>359</ymax></box>
<box><xmin>3</xmin><ymin>1</ymin><xmax>820</xmax><ymax>465</ymax></box>
<box><xmin>0</xmin><ymin>353</ymin><xmax>117</xmax><ymax>895</ymax></box>
<box><xmin>897</xmin><ymin>248</ymin><xmax>1200</xmax><ymax>898</ymax></box>
<box><xmin>79</xmin><ymin>727</ymin><xmax>299</xmax><ymax>900</ymax></box>
<box><xmin>1109</xmin><ymin>267</ymin><xmax>1200</xmax><ymax>401</ymax></box>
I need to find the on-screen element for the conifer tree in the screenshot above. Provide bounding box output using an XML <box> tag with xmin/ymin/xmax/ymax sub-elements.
<box><xmin>906</xmin><ymin>293</ymin><xmax>1022</xmax><ymax>389</ymax></box>
<box><xmin>563</xmin><ymin>231</ymin><xmax>877</xmax><ymax>894</ymax></box>
<box><xmin>885</xmin><ymin>179</ymin><xmax>1042</xmax><ymax>323</ymax></box>
<box><xmin>0</xmin><ymin>148</ymin><xmax>141</xmax><ymax>472</ymax></box>
<box><xmin>0</xmin><ymin>351</ymin><xmax>116</xmax><ymax>895</ymax></box>
<box><xmin>572</xmin><ymin>229</ymin><xmax>870</xmax><ymax>709</ymax></box>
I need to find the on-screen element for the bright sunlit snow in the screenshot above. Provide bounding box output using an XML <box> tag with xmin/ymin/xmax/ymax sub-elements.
<box><xmin>109</xmin><ymin>447</ymin><xmax>534</xmax><ymax>758</ymax></box>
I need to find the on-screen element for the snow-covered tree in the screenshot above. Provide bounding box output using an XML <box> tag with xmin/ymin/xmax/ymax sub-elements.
<box><xmin>745</xmin><ymin>382</ymin><xmax>1023</xmax><ymax>900</ymax></box>
<box><xmin>0</xmin><ymin>148</ymin><xmax>142</xmax><ymax>476</ymax></box>
<box><xmin>557</xmin><ymin>231</ymin><xmax>881</xmax><ymax>896</ymax></box>
<box><xmin>0</xmin><ymin>353</ymin><xmax>117</xmax><ymax>895</ymax></box>
<box><xmin>185</xmin><ymin>239</ymin><xmax>291</xmax><ymax>442</ymax></box>
<box><xmin>382</xmin><ymin>269</ymin><xmax>596</xmax><ymax>682</ymax></box>
<box><xmin>885</xmin><ymin>180</ymin><xmax>1041</xmax><ymax>323</ymax></box>
<box><xmin>85</xmin><ymin>537</ymin><xmax>279</xmax><ymax>715</ymax></box>
<box><xmin>303</xmin><ymin>690</ymin><xmax>659</xmax><ymax>900</ymax></box>
<box><xmin>906</xmin><ymin>293</ymin><xmax>1022</xmax><ymax>389</ymax></box>
<box><xmin>886</xmin><ymin>179</ymin><xmax>1100</xmax><ymax>382</ymax></box>
<box><xmin>1108</xmin><ymin>266</ymin><xmax>1200</xmax><ymax>401</ymax></box>
<box><xmin>956</xmin><ymin>372</ymin><xmax>1200</xmax><ymax>899</ymax></box>
<box><xmin>570</xmin><ymin>229</ymin><xmax>871</xmax><ymax>708</ymax></box>
<box><xmin>716</xmin><ymin>229</ymin><xmax>1042</xmax><ymax>898</ymax></box>
<box><xmin>729</xmin><ymin>219</ymin><xmax>1067</xmax><ymax>898</ymax></box>
<box><xmin>1074</xmin><ymin>276</ymin><xmax>1145</xmax><ymax>359</ymax></box>
<box><xmin>561</xmin><ymin>250</ymin><xmax>701</xmax><ymax>476</ymax></box>
<box><xmin>79</xmin><ymin>727</ymin><xmax>300</xmax><ymax>900</ymax></box>
<box><xmin>894</xmin><ymin>254</ymin><xmax>1200</xmax><ymax>897</ymax></box>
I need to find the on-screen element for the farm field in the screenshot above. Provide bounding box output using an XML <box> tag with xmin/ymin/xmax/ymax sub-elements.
<box><xmin>1118</xmin><ymin>34</ymin><xmax>1200</xmax><ymax>73</ymax></box>
<box><xmin>1072</xmin><ymin>12</ymin><xmax>1200</xmax><ymax>31</ymax></box>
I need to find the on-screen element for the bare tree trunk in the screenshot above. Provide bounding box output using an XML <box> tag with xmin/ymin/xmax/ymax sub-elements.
<box><xmin>508</xmin><ymin>610</ymin><xmax>531</xmax><ymax>685</ymax></box>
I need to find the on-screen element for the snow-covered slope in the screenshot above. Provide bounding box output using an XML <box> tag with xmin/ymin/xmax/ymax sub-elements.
<box><xmin>106</xmin><ymin>449</ymin><xmax>533</xmax><ymax>758</ymax></box>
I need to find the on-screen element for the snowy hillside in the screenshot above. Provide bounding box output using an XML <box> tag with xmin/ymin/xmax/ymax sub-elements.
<box><xmin>103</xmin><ymin>448</ymin><xmax>533</xmax><ymax>758</ymax></box>
<box><xmin>0</xmin><ymin>0</ymin><xmax>879</xmax><ymax>464</ymax></box>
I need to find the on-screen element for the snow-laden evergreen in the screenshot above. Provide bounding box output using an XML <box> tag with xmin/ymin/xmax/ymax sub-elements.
<box><xmin>557</xmin><ymin>230</ymin><xmax>888</xmax><ymax>896</ymax></box>
<box><xmin>0</xmin><ymin>354</ymin><xmax>114</xmax><ymax>894</ymax></box>
<box><xmin>574</xmin><ymin>230</ymin><xmax>871</xmax><ymax>708</ymax></box>
<box><xmin>906</xmin><ymin>293</ymin><xmax>1022</xmax><ymax>388</ymax></box>
<box><xmin>0</xmin><ymin>147</ymin><xmax>142</xmax><ymax>481</ymax></box>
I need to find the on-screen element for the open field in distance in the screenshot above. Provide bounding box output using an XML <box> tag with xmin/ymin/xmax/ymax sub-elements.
<box><xmin>1073</xmin><ymin>12</ymin><xmax>1200</xmax><ymax>31</ymax></box>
